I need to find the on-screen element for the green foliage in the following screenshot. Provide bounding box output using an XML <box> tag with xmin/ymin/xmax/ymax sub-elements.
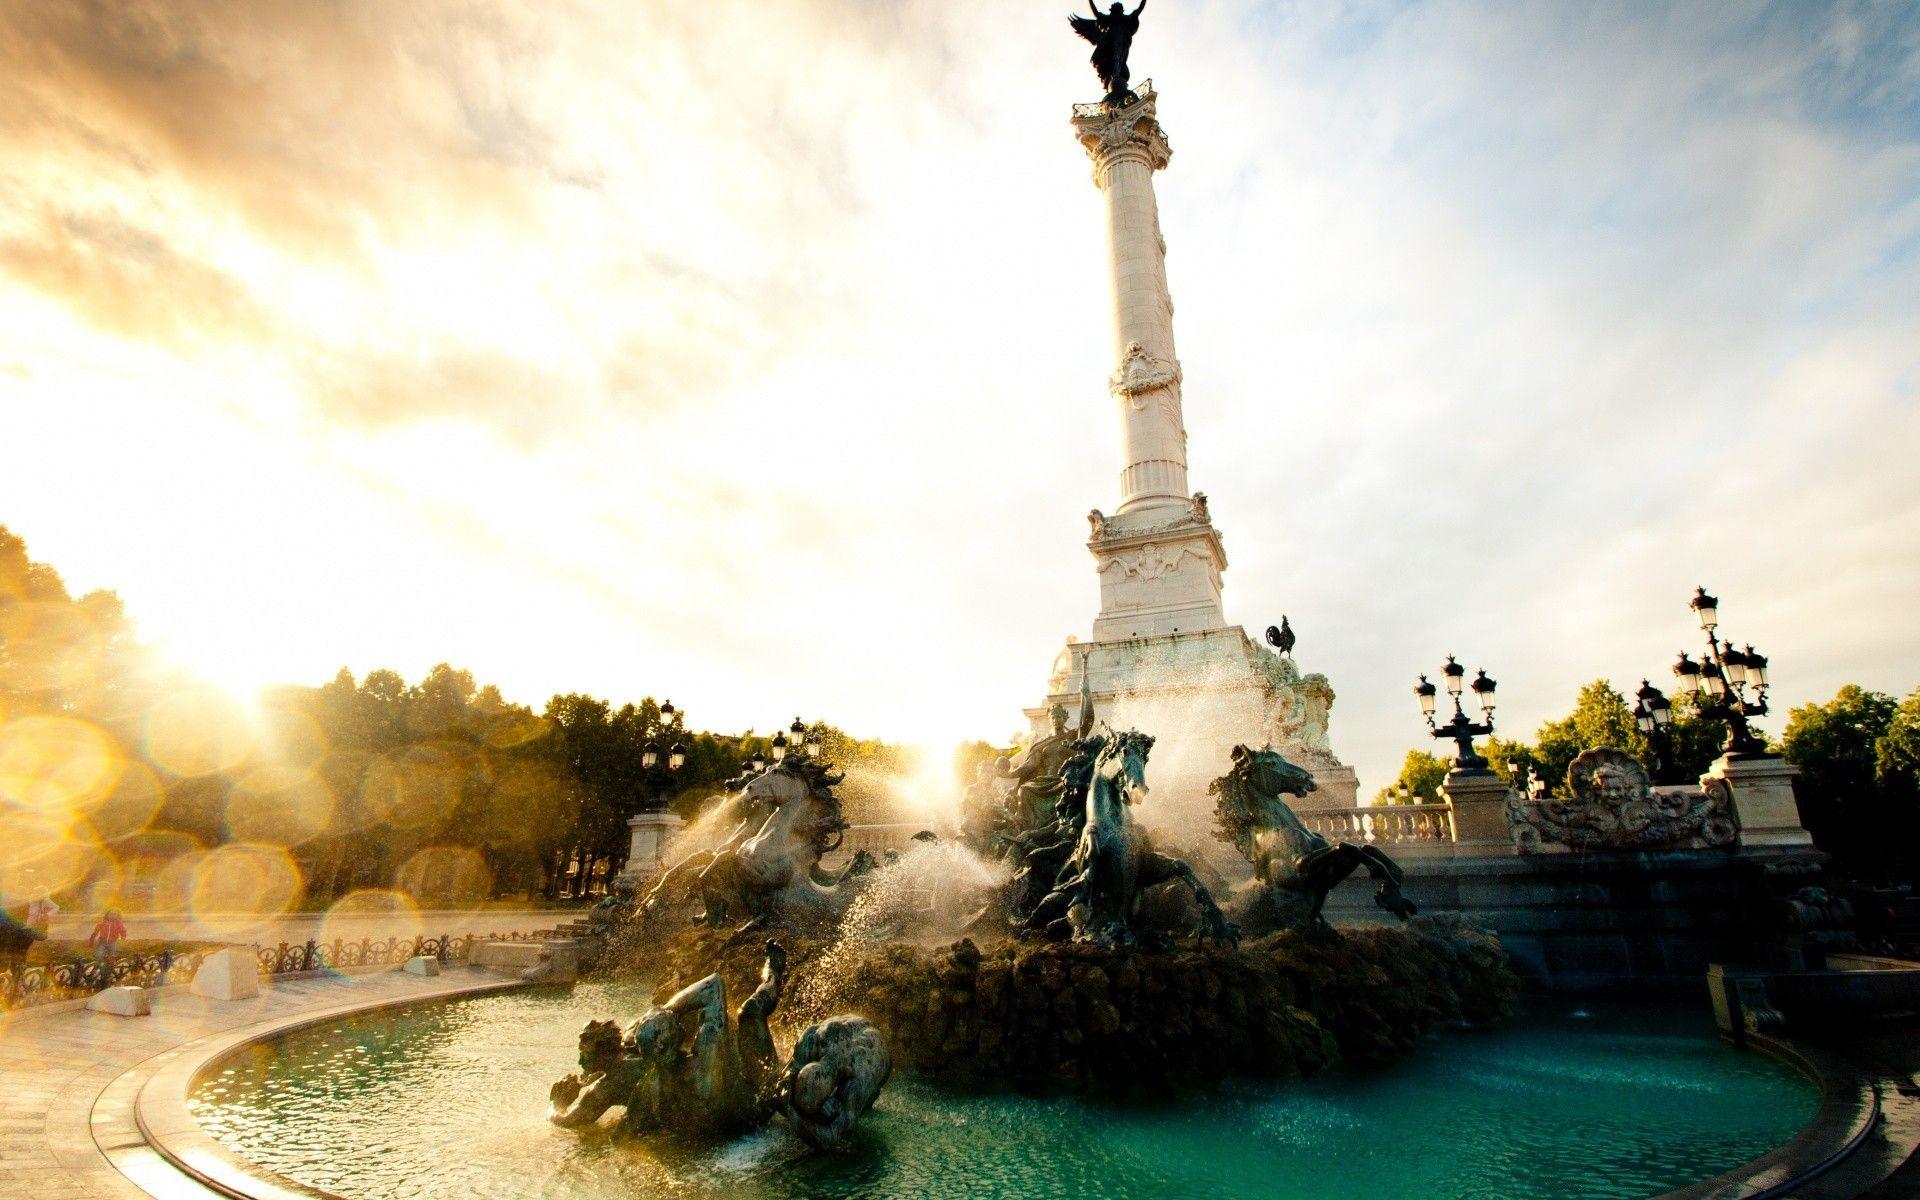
<box><xmin>1389</xmin><ymin>678</ymin><xmax>1754</xmax><ymax>800</ymax></box>
<box><xmin>1781</xmin><ymin>685</ymin><xmax>1902</xmax><ymax>878</ymax></box>
<box><xmin>1529</xmin><ymin>680</ymin><xmax>1643</xmax><ymax>791</ymax></box>
<box><xmin>1374</xmin><ymin>749</ymin><xmax>1448</xmax><ymax>804</ymax></box>
<box><xmin>0</xmin><ymin>524</ymin><xmax>897</xmax><ymax>906</ymax></box>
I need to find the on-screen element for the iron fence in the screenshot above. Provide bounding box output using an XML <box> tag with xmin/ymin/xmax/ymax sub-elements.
<box><xmin>0</xmin><ymin>927</ymin><xmax>557</xmax><ymax>1012</ymax></box>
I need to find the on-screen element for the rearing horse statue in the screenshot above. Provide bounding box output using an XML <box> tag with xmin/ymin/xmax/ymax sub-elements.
<box><xmin>1025</xmin><ymin>728</ymin><xmax>1237</xmax><ymax>947</ymax></box>
<box><xmin>644</xmin><ymin>757</ymin><xmax>871</xmax><ymax>930</ymax></box>
<box><xmin>1210</xmin><ymin>744</ymin><xmax>1418</xmax><ymax>933</ymax></box>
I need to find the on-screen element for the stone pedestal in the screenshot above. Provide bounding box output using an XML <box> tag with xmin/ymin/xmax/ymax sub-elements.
<box><xmin>1443</xmin><ymin>769</ymin><xmax>1516</xmax><ymax>850</ymax></box>
<box><xmin>617</xmin><ymin>811</ymin><xmax>686</xmax><ymax>885</ymax></box>
<box><xmin>473</xmin><ymin>938</ymin><xmax>584</xmax><ymax>983</ymax></box>
<box><xmin>1029</xmin><ymin>629</ymin><xmax>1359</xmax><ymax>861</ymax></box>
<box><xmin>191</xmin><ymin>947</ymin><xmax>261</xmax><ymax>1001</ymax></box>
<box><xmin>88</xmin><ymin>986</ymin><xmax>150</xmax><ymax>1017</ymax></box>
<box><xmin>1708</xmin><ymin>755</ymin><xmax>1813</xmax><ymax>847</ymax></box>
<box><xmin>403</xmin><ymin>955</ymin><xmax>441</xmax><ymax>976</ymax></box>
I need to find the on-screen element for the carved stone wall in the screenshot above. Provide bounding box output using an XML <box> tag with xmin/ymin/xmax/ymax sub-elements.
<box><xmin>1505</xmin><ymin>747</ymin><xmax>1739</xmax><ymax>853</ymax></box>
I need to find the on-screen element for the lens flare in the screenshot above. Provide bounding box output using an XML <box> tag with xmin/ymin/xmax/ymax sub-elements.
<box><xmin>90</xmin><ymin>760</ymin><xmax>165</xmax><ymax>842</ymax></box>
<box><xmin>259</xmin><ymin>705</ymin><xmax>330</xmax><ymax>770</ymax></box>
<box><xmin>0</xmin><ymin>715</ymin><xmax>122</xmax><ymax>814</ymax></box>
<box><xmin>189</xmin><ymin>843</ymin><xmax>303</xmax><ymax>933</ymax></box>
<box><xmin>482</xmin><ymin>710</ymin><xmax>549</xmax><ymax>750</ymax></box>
<box><xmin>0</xmin><ymin>600</ymin><xmax>103</xmax><ymax>694</ymax></box>
<box><xmin>360</xmin><ymin>744</ymin><xmax>463</xmax><ymax>830</ymax></box>
<box><xmin>0</xmin><ymin>808</ymin><xmax>103</xmax><ymax>900</ymax></box>
<box><xmin>119</xmin><ymin>830</ymin><xmax>204</xmax><ymax>912</ymax></box>
<box><xmin>395</xmin><ymin>846</ymin><xmax>491</xmax><ymax>907</ymax></box>
<box><xmin>227</xmin><ymin>765</ymin><xmax>334</xmax><ymax>845</ymax></box>
<box><xmin>145</xmin><ymin>689</ymin><xmax>256</xmax><ymax>777</ymax></box>
<box><xmin>149</xmin><ymin>842</ymin><xmax>208</xmax><ymax>914</ymax></box>
<box><xmin>321</xmin><ymin>889</ymin><xmax>423</xmax><ymax>958</ymax></box>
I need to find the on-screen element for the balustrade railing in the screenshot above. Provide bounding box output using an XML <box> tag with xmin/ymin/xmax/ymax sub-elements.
<box><xmin>822</xmin><ymin>823</ymin><xmax>924</xmax><ymax>868</ymax></box>
<box><xmin>0</xmin><ymin>926</ymin><xmax>558</xmax><ymax>1013</ymax></box>
<box><xmin>1300</xmin><ymin>803</ymin><xmax>1456</xmax><ymax>845</ymax></box>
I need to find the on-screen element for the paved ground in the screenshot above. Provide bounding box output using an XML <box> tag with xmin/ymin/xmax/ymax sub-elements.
<box><xmin>1803</xmin><ymin>1019</ymin><xmax>1920</xmax><ymax>1200</ymax></box>
<box><xmin>40</xmin><ymin>909</ymin><xmax>578</xmax><ymax>947</ymax></box>
<box><xmin>0</xmin><ymin>968</ymin><xmax>519</xmax><ymax>1200</ymax></box>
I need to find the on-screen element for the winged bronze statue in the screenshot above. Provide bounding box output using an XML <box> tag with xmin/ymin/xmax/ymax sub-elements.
<box><xmin>1266</xmin><ymin>617</ymin><xmax>1296</xmax><ymax>657</ymax></box>
<box><xmin>1068</xmin><ymin>1</ymin><xmax>1148</xmax><ymax>105</ymax></box>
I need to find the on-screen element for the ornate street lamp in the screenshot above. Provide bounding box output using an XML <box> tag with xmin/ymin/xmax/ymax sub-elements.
<box><xmin>638</xmin><ymin>703</ymin><xmax>687</xmax><ymax>812</ymax></box>
<box><xmin>750</xmin><ymin>752</ymin><xmax>767</xmax><ymax>773</ymax></box>
<box><xmin>770</xmin><ymin>732</ymin><xmax>789</xmax><ymax>762</ymax></box>
<box><xmin>1670</xmin><ymin>586</ymin><xmax>1770</xmax><ymax>759</ymax></box>
<box><xmin>1634</xmin><ymin>679</ymin><xmax>1680</xmax><ymax>783</ymax></box>
<box><xmin>1415</xmin><ymin>654</ymin><xmax>1497</xmax><ymax>771</ymax></box>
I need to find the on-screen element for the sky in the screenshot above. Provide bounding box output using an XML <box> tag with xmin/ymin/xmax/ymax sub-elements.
<box><xmin>0</xmin><ymin>0</ymin><xmax>1916</xmax><ymax>792</ymax></box>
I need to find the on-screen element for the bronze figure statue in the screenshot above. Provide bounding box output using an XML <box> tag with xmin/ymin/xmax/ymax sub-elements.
<box><xmin>641</xmin><ymin>756</ymin><xmax>871</xmax><ymax>930</ymax></box>
<box><xmin>1069</xmin><ymin>1</ymin><xmax>1148</xmax><ymax>105</ymax></box>
<box><xmin>1211</xmin><ymin>745</ymin><xmax>1417</xmax><ymax>933</ymax></box>
<box><xmin>1266</xmin><ymin>617</ymin><xmax>1296</xmax><ymax>657</ymax></box>
<box><xmin>549</xmin><ymin>940</ymin><xmax>890</xmax><ymax>1150</ymax></box>
<box><xmin>1024</xmin><ymin>727</ymin><xmax>1237</xmax><ymax>947</ymax></box>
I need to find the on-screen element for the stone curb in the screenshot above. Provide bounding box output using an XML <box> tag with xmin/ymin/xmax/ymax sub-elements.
<box><xmin>1653</xmin><ymin>1034</ymin><xmax>1881</xmax><ymax>1199</ymax></box>
<box><xmin>106</xmin><ymin>971</ymin><xmax>525</xmax><ymax>1200</ymax></box>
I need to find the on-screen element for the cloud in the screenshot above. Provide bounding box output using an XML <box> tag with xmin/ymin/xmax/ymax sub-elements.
<box><xmin>0</xmin><ymin>205</ymin><xmax>269</xmax><ymax>343</ymax></box>
<box><xmin>0</xmin><ymin>0</ymin><xmax>1916</xmax><ymax>791</ymax></box>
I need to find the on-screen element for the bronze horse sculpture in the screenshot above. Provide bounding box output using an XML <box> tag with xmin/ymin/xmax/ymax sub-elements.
<box><xmin>642</xmin><ymin>756</ymin><xmax>872</xmax><ymax>930</ymax></box>
<box><xmin>1025</xmin><ymin>728</ymin><xmax>1236</xmax><ymax>947</ymax></box>
<box><xmin>1210</xmin><ymin>744</ymin><xmax>1418</xmax><ymax>933</ymax></box>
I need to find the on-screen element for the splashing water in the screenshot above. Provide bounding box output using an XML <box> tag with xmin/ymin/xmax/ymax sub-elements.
<box><xmin>787</xmin><ymin>840</ymin><xmax>1009</xmax><ymax>1021</ymax></box>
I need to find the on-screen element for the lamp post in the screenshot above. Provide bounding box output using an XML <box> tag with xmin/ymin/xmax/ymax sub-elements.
<box><xmin>788</xmin><ymin>717</ymin><xmax>823</xmax><ymax>759</ymax></box>
<box><xmin>1415</xmin><ymin>655</ymin><xmax>1498</xmax><ymax>772</ymax></box>
<box><xmin>1633</xmin><ymin>679</ymin><xmax>1681</xmax><ymax>783</ymax></box>
<box><xmin>1671</xmin><ymin>587</ymin><xmax>1770</xmax><ymax>759</ymax></box>
<box><xmin>638</xmin><ymin>699</ymin><xmax>687</xmax><ymax>813</ymax></box>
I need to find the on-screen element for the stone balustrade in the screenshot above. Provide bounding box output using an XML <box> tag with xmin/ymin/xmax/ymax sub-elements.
<box><xmin>821</xmin><ymin>822</ymin><xmax>926</xmax><ymax>870</ymax></box>
<box><xmin>1301</xmin><ymin>803</ymin><xmax>1457</xmax><ymax>846</ymax></box>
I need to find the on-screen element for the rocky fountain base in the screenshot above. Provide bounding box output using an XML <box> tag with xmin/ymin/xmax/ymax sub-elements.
<box><xmin>622</xmin><ymin>917</ymin><xmax>1517</xmax><ymax>1094</ymax></box>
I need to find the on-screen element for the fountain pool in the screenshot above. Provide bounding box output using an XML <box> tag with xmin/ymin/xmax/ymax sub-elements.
<box><xmin>189</xmin><ymin>980</ymin><xmax>1816</xmax><ymax>1200</ymax></box>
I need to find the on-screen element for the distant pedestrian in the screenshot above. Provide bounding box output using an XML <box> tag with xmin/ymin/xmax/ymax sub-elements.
<box><xmin>88</xmin><ymin>909</ymin><xmax>127</xmax><ymax>961</ymax></box>
<box><xmin>0</xmin><ymin>905</ymin><xmax>44</xmax><ymax>972</ymax></box>
<box><xmin>25</xmin><ymin>895</ymin><xmax>58</xmax><ymax>935</ymax></box>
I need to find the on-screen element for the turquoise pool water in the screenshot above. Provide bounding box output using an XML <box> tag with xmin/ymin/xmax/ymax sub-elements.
<box><xmin>190</xmin><ymin>980</ymin><xmax>1816</xmax><ymax>1200</ymax></box>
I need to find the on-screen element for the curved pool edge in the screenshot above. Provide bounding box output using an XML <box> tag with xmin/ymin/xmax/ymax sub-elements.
<box><xmin>1652</xmin><ymin>1034</ymin><xmax>1881</xmax><ymax>1200</ymax></box>
<box><xmin>117</xmin><ymin>989</ymin><xmax>1907</xmax><ymax>1200</ymax></box>
<box><xmin>112</xmin><ymin>969</ymin><xmax>527</xmax><ymax>1200</ymax></box>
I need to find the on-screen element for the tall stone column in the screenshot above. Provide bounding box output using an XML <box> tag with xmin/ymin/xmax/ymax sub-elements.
<box><xmin>1073</xmin><ymin>88</ymin><xmax>1187</xmax><ymax>516</ymax></box>
<box><xmin>1074</xmin><ymin>86</ymin><xmax>1227</xmax><ymax>641</ymax></box>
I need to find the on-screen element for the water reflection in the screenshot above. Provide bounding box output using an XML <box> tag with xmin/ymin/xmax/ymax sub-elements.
<box><xmin>191</xmin><ymin>984</ymin><xmax>1816</xmax><ymax>1200</ymax></box>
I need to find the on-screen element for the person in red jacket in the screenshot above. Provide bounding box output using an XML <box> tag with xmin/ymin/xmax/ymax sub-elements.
<box><xmin>87</xmin><ymin>910</ymin><xmax>127</xmax><ymax>961</ymax></box>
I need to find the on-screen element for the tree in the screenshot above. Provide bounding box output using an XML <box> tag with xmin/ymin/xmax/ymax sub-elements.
<box><xmin>1374</xmin><ymin>750</ymin><xmax>1448</xmax><ymax>804</ymax></box>
<box><xmin>1529</xmin><ymin>680</ymin><xmax>1643</xmax><ymax>791</ymax></box>
<box><xmin>1874</xmin><ymin>686</ymin><xmax>1920</xmax><ymax>877</ymax></box>
<box><xmin>1781</xmin><ymin>685</ymin><xmax>1897</xmax><ymax>878</ymax></box>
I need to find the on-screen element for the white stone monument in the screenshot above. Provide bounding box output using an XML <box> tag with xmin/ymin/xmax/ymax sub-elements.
<box><xmin>191</xmin><ymin>947</ymin><xmax>262</xmax><ymax>1001</ymax></box>
<box><xmin>616</xmin><ymin>810</ymin><xmax>685</xmax><ymax>887</ymax></box>
<box><xmin>1027</xmin><ymin>83</ymin><xmax>1360</xmax><ymax>848</ymax></box>
<box><xmin>88</xmin><ymin>985</ymin><xmax>151</xmax><ymax>1017</ymax></box>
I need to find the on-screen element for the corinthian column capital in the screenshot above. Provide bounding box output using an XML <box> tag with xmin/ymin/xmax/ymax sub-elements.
<box><xmin>1071</xmin><ymin>86</ymin><xmax>1172</xmax><ymax>187</ymax></box>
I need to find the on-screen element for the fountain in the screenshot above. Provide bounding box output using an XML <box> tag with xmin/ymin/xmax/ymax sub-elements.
<box><xmin>619</xmin><ymin>724</ymin><xmax>1514</xmax><ymax>1102</ymax></box>
<box><xmin>168</xmin><ymin>17</ymin><xmax>1864</xmax><ymax>1198</ymax></box>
